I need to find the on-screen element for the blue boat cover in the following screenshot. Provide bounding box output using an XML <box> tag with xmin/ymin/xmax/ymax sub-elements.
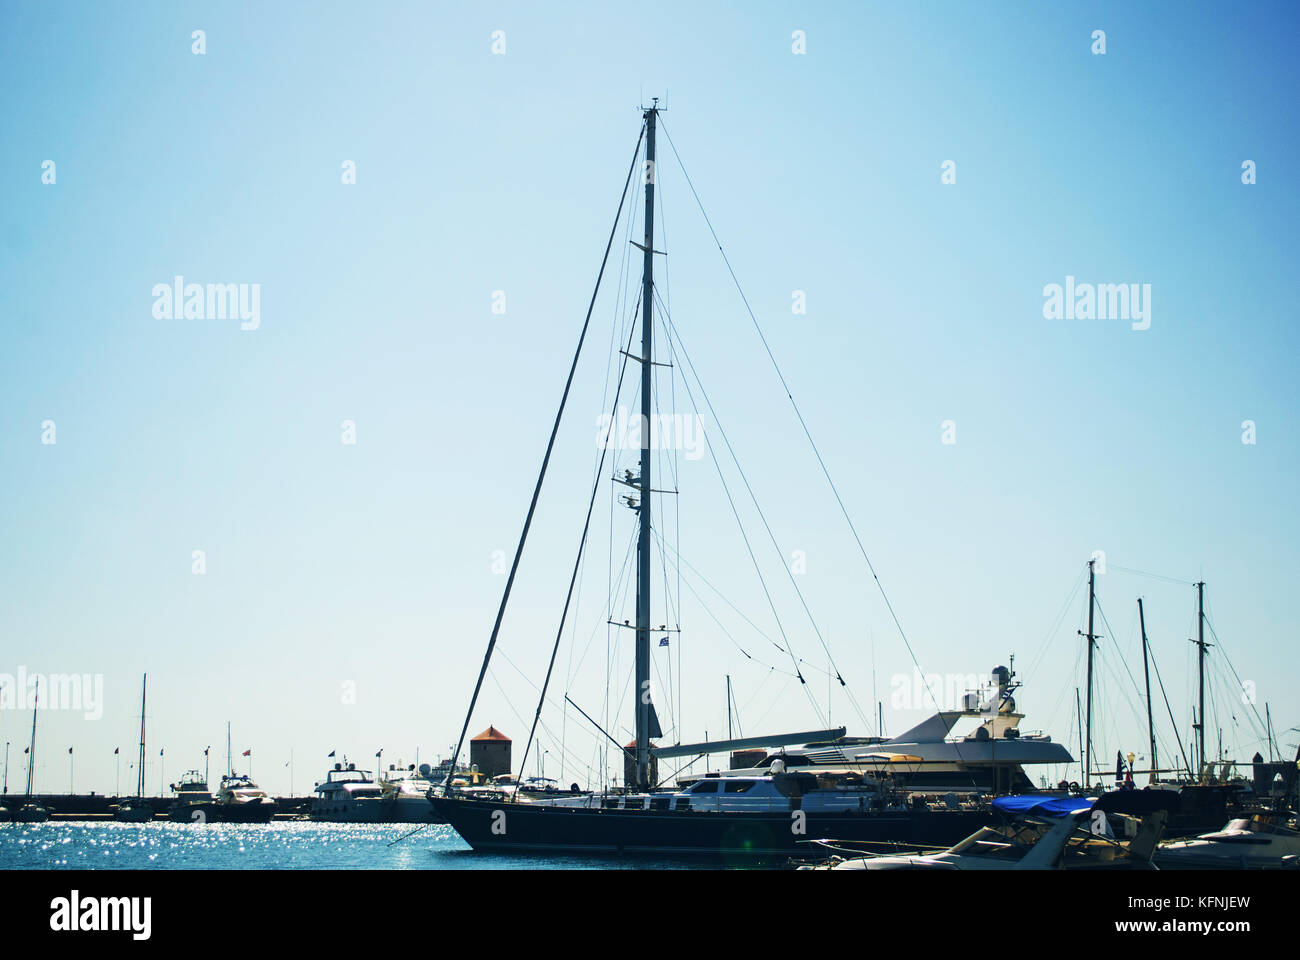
<box><xmin>992</xmin><ymin>794</ymin><xmax>1093</xmax><ymax>818</ymax></box>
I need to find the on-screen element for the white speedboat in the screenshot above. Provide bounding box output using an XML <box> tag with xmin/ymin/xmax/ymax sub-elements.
<box><xmin>1155</xmin><ymin>813</ymin><xmax>1300</xmax><ymax>869</ymax></box>
<box><xmin>809</xmin><ymin>790</ymin><xmax>1178</xmax><ymax>870</ymax></box>
<box><xmin>217</xmin><ymin>774</ymin><xmax>277</xmax><ymax>822</ymax></box>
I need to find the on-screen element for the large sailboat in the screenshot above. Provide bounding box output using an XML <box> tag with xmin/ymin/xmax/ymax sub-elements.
<box><xmin>16</xmin><ymin>676</ymin><xmax>49</xmax><ymax>822</ymax></box>
<box><xmin>430</xmin><ymin>105</ymin><xmax>1026</xmax><ymax>858</ymax></box>
<box><xmin>111</xmin><ymin>674</ymin><xmax>154</xmax><ymax>822</ymax></box>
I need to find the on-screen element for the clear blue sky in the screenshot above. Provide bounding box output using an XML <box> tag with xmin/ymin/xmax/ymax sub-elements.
<box><xmin>1</xmin><ymin>1</ymin><xmax>1297</xmax><ymax>797</ymax></box>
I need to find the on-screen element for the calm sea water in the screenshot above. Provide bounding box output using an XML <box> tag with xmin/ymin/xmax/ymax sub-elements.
<box><xmin>0</xmin><ymin>821</ymin><xmax>693</xmax><ymax>870</ymax></box>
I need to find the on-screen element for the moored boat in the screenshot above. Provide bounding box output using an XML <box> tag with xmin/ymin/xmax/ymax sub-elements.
<box><xmin>433</xmin><ymin>105</ymin><xmax>1049</xmax><ymax>860</ymax></box>
<box><xmin>431</xmin><ymin>767</ymin><xmax>992</xmax><ymax>860</ymax></box>
<box><xmin>310</xmin><ymin>761</ymin><xmax>385</xmax><ymax>822</ymax></box>
<box><xmin>379</xmin><ymin>763</ymin><xmax>441</xmax><ymax>823</ymax></box>
<box><xmin>804</xmin><ymin>789</ymin><xmax>1180</xmax><ymax>870</ymax></box>
<box><xmin>17</xmin><ymin>677</ymin><xmax>49</xmax><ymax>822</ymax></box>
<box><xmin>168</xmin><ymin>770</ymin><xmax>219</xmax><ymax>823</ymax></box>
<box><xmin>112</xmin><ymin>674</ymin><xmax>154</xmax><ymax>822</ymax></box>
<box><xmin>216</xmin><ymin>774</ymin><xmax>276</xmax><ymax>823</ymax></box>
<box><xmin>1155</xmin><ymin>811</ymin><xmax>1300</xmax><ymax>869</ymax></box>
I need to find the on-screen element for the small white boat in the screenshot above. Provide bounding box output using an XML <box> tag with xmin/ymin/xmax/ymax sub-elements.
<box><xmin>1155</xmin><ymin>813</ymin><xmax>1300</xmax><ymax>869</ymax></box>
<box><xmin>216</xmin><ymin>774</ymin><xmax>277</xmax><ymax>822</ymax></box>
<box><xmin>806</xmin><ymin>790</ymin><xmax>1178</xmax><ymax>870</ymax></box>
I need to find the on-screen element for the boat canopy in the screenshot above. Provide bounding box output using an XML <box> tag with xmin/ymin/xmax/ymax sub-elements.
<box><xmin>995</xmin><ymin>789</ymin><xmax>1182</xmax><ymax>820</ymax></box>
<box><xmin>993</xmin><ymin>795</ymin><xmax>1093</xmax><ymax>818</ymax></box>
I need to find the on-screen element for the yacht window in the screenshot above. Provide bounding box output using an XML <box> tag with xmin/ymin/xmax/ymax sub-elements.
<box><xmin>691</xmin><ymin>781</ymin><xmax>718</xmax><ymax>794</ymax></box>
<box><xmin>724</xmin><ymin>780</ymin><xmax>756</xmax><ymax>793</ymax></box>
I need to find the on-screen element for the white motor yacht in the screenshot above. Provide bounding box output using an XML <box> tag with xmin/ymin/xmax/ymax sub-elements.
<box><xmin>311</xmin><ymin>762</ymin><xmax>385</xmax><ymax>822</ymax></box>
<box><xmin>379</xmin><ymin>763</ymin><xmax>439</xmax><ymax>823</ymax></box>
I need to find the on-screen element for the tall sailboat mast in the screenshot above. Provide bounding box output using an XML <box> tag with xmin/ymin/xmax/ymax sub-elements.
<box><xmin>634</xmin><ymin>101</ymin><xmax>658</xmax><ymax>789</ymax></box>
<box><xmin>1137</xmin><ymin>599</ymin><xmax>1157</xmax><ymax>784</ymax></box>
<box><xmin>1080</xmin><ymin>558</ymin><xmax>1097</xmax><ymax>789</ymax></box>
<box><xmin>1193</xmin><ymin>580</ymin><xmax>1209</xmax><ymax>780</ymax></box>
<box><xmin>136</xmin><ymin>674</ymin><xmax>147</xmax><ymax>797</ymax></box>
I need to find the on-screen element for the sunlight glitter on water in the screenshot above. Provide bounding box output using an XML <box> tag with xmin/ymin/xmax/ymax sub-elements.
<box><xmin>0</xmin><ymin>821</ymin><xmax>687</xmax><ymax>870</ymax></box>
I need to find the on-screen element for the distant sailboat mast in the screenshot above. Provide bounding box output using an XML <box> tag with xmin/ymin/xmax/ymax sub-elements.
<box><xmin>25</xmin><ymin>677</ymin><xmax>39</xmax><ymax>797</ymax></box>
<box><xmin>136</xmin><ymin>674</ymin><xmax>147</xmax><ymax>797</ymax></box>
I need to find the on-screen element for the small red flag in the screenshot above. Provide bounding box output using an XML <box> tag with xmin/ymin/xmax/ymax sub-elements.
<box><xmin>242</xmin><ymin>749</ymin><xmax>251</xmax><ymax>757</ymax></box>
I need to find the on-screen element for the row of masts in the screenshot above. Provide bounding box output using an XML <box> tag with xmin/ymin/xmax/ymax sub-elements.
<box><xmin>5</xmin><ymin>675</ymin><xmax>245</xmax><ymax>798</ymax></box>
<box><xmin>1079</xmin><ymin>559</ymin><xmax>1247</xmax><ymax>788</ymax></box>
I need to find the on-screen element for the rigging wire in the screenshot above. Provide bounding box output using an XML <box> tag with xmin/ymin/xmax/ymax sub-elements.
<box><xmin>652</xmin><ymin>527</ymin><xmax>795</xmax><ymax>675</ymax></box>
<box><xmin>650</xmin><ymin>289</ymin><xmax>825</xmax><ymax>725</ymax></box>
<box><xmin>656</xmin><ymin>286</ymin><xmax>874</xmax><ymax>734</ymax></box>
<box><xmin>1148</xmin><ymin>638</ymin><xmax>1194</xmax><ymax>777</ymax></box>
<box><xmin>658</xmin><ymin>118</ymin><xmax>938</xmax><ymax>719</ymax></box>
<box><xmin>652</xmin><ymin>528</ymin><xmax>786</xmax><ymax>654</ymax></box>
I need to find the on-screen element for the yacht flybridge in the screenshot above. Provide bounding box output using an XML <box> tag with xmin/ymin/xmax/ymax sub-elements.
<box><xmin>748</xmin><ymin>665</ymin><xmax>1072</xmax><ymax>794</ymax></box>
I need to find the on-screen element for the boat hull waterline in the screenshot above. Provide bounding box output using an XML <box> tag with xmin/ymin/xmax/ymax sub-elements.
<box><xmin>430</xmin><ymin>796</ymin><xmax>990</xmax><ymax>859</ymax></box>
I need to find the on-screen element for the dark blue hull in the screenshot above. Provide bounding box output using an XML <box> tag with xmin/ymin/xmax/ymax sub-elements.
<box><xmin>430</xmin><ymin>795</ymin><xmax>991</xmax><ymax>861</ymax></box>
